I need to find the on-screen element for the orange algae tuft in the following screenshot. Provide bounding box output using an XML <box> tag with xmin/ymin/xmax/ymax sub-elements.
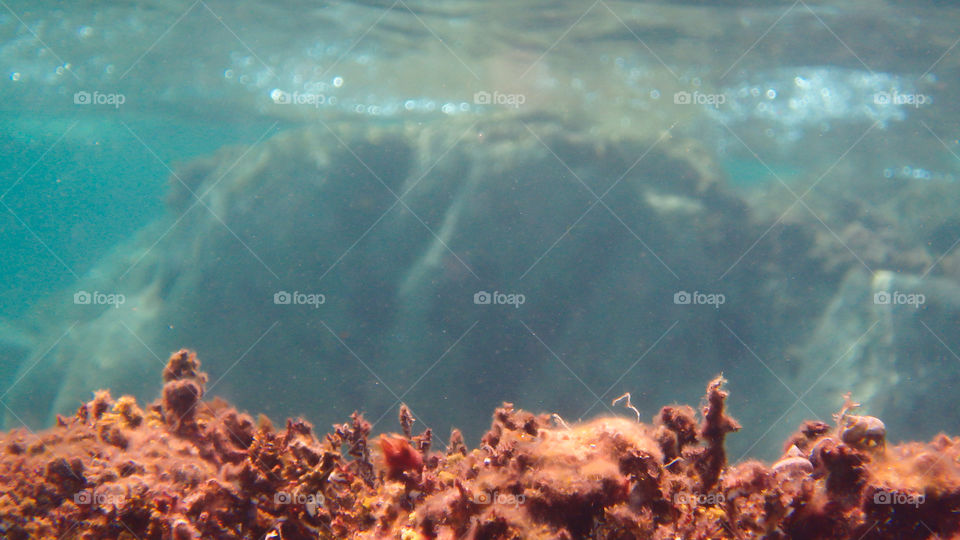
<box><xmin>378</xmin><ymin>433</ymin><xmax>424</xmax><ymax>480</ymax></box>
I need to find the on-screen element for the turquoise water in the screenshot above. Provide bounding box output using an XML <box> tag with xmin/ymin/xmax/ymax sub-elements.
<box><xmin>721</xmin><ymin>159</ymin><xmax>802</xmax><ymax>189</ymax></box>
<box><xmin>2</xmin><ymin>0</ymin><xmax>959</xmax><ymax>461</ymax></box>
<box><xmin>0</xmin><ymin>114</ymin><xmax>278</xmax><ymax>317</ymax></box>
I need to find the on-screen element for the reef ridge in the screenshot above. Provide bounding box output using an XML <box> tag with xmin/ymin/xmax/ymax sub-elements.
<box><xmin>1</xmin><ymin>349</ymin><xmax>959</xmax><ymax>539</ymax></box>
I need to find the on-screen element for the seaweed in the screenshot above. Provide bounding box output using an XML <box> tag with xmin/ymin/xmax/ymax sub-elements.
<box><xmin>1</xmin><ymin>350</ymin><xmax>959</xmax><ymax>539</ymax></box>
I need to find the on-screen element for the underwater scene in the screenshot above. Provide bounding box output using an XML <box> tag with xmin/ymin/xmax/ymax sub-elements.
<box><xmin>1</xmin><ymin>0</ymin><xmax>960</xmax><ymax>537</ymax></box>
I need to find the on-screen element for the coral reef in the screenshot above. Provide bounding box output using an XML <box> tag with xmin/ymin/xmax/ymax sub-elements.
<box><xmin>1</xmin><ymin>350</ymin><xmax>959</xmax><ymax>539</ymax></box>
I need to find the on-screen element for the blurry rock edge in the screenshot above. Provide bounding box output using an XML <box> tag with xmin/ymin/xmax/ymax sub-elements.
<box><xmin>2</xmin><ymin>115</ymin><xmax>960</xmax><ymax>459</ymax></box>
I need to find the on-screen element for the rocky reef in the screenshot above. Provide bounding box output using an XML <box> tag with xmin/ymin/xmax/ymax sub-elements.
<box><xmin>0</xmin><ymin>118</ymin><xmax>790</xmax><ymax>456</ymax></box>
<box><xmin>7</xmin><ymin>104</ymin><xmax>960</xmax><ymax>464</ymax></box>
<box><xmin>1</xmin><ymin>349</ymin><xmax>958</xmax><ymax>539</ymax></box>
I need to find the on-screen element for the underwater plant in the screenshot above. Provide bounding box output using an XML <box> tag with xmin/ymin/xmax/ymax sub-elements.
<box><xmin>0</xmin><ymin>350</ymin><xmax>958</xmax><ymax>539</ymax></box>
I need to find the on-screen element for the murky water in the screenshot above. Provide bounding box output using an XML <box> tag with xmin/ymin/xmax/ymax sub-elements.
<box><xmin>2</xmin><ymin>0</ymin><xmax>959</xmax><ymax>460</ymax></box>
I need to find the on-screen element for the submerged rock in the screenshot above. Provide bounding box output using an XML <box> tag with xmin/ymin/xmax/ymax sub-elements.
<box><xmin>3</xmin><ymin>118</ymin><xmax>785</xmax><ymax>450</ymax></box>
<box><xmin>5</xmin><ymin>113</ymin><xmax>960</xmax><ymax>461</ymax></box>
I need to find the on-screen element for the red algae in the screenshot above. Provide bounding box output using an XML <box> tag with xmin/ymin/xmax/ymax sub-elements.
<box><xmin>378</xmin><ymin>434</ymin><xmax>423</xmax><ymax>481</ymax></box>
<box><xmin>1</xmin><ymin>350</ymin><xmax>960</xmax><ymax>539</ymax></box>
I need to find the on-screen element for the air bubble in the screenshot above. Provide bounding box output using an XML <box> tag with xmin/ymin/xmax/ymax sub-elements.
<box><xmin>333</xmin><ymin>76</ymin><xmax>343</xmax><ymax>88</ymax></box>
